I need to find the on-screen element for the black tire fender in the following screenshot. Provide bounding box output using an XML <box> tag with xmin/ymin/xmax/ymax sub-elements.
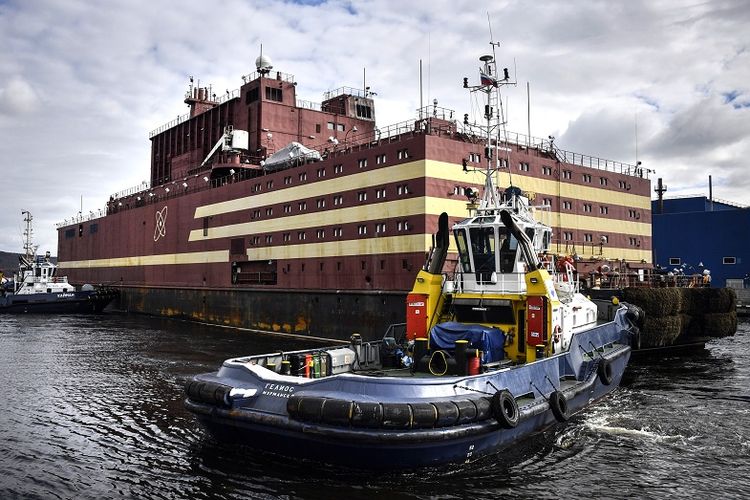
<box><xmin>490</xmin><ymin>390</ymin><xmax>519</xmax><ymax>428</ymax></box>
<box><xmin>598</xmin><ymin>358</ymin><xmax>614</xmax><ymax>386</ymax></box>
<box><xmin>549</xmin><ymin>390</ymin><xmax>569</xmax><ymax>422</ymax></box>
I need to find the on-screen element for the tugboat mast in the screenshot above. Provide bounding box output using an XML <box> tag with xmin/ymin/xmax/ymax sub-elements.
<box><xmin>21</xmin><ymin>210</ymin><xmax>36</xmax><ymax>260</ymax></box>
<box><xmin>464</xmin><ymin>40</ymin><xmax>514</xmax><ymax>212</ymax></box>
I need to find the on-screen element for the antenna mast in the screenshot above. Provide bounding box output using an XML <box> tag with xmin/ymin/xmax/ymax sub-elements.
<box><xmin>21</xmin><ymin>210</ymin><xmax>35</xmax><ymax>260</ymax></box>
<box><xmin>461</xmin><ymin>17</ymin><xmax>516</xmax><ymax>209</ymax></box>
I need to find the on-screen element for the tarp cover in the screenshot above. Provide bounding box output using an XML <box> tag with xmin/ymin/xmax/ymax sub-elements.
<box><xmin>430</xmin><ymin>322</ymin><xmax>505</xmax><ymax>364</ymax></box>
<box><xmin>263</xmin><ymin>142</ymin><xmax>321</xmax><ymax>171</ymax></box>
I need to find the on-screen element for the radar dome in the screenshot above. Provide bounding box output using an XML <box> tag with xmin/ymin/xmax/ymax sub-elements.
<box><xmin>255</xmin><ymin>54</ymin><xmax>273</xmax><ymax>73</ymax></box>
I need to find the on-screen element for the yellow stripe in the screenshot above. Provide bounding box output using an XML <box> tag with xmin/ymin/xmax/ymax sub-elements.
<box><xmin>423</xmin><ymin>161</ymin><xmax>652</xmax><ymax>210</ymax></box>
<box><xmin>194</xmin><ymin>159</ymin><xmax>650</xmax><ymax>218</ymax></box>
<box><xmin>58</xmin><ymin>250</ymin><xmax>230</xmax><ymax>269</ymax></box>
<box><xmin>194</xmin><ymin>161</ymin><xmax>428</xmax><ymax>218</ymax></box>
<box><xmin>246</xmin><ymin>234</ymin><xmax>431</xmax><ymax>260</ymax></box>
<box><xmin>190</xmin><ymin>197</ymin><xmax>476</xmax><ymax>241</ymax></box>
<box><xmin>557</xmin><ymin>214</ymin><xmax>650</xmax><ymax>236</ymax></box>
<box><xmin>190</xmin><ymin>195</ymin><xmax>650</xmax><ymax>242</ymax></box>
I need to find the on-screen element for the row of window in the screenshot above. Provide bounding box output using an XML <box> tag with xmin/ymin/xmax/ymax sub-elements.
<box><xmin>257</xmin><ymin>150</ymin><xmax>411</xmax><ymax>192</ymax></box>
<box><xmin>560</xmin><ymin>233</ymin><xmax>641</xmax><ymax>247</ymax></box>
<box><xmin>249</xmin><ymin>220</ymin><xmax>411</xmax><ymax>245</ymax></box>
<box><xmin>243</xmin><ymin>86</ymin><xmax>282</xmax><ymax>103</ymax></box>
<box><xmin>523</xmin><ymin>163</ymin><xmax>631</xmax><ymax>188</ymax></box>
<box><xmin>541</xmin><ymin>198</ymin><xmax>640</xmax><ymax>217</ymax></box>
<box><xmin>275</xmin><ymin>258</ymin><xmax>411</xmax><ymax>275</ymax></box>
<box><xmin>251</xmin><ymin>185</ymin><xmax>411</xmax><ymax>219</ymax></box>
<box><xmin>562</xmin><ymin>232</ymin><xmax>610</xmax><ymax>243</ymax></box>
<box><xmin>669</xmin><ymin>257</ymin><xmax>738</xmax><ymax>265</ymax></box>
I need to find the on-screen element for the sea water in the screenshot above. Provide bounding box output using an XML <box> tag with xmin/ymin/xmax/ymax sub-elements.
<box><xmin>1</xmin><ymin>313</ymin><xmax>748</xmax><ymax>499</ymax></box>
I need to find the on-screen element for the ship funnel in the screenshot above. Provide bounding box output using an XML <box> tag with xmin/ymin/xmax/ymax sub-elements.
<box><xmin>426</xmin><ymin>212</ymin><xmax>450</xmax><ymax>274</ymax></box>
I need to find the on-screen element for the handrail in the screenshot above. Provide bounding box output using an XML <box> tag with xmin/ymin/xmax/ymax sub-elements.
<box><xmin>149</xmin><ymin>89</ymin><xmax>241</xmax><ymax>138</ymax></box>
<box><xmin>111</xmin><ymin>181</ymin><xmax>151</xmax><ymax>200</ymax></box>
<box><xmin>660</xmin><ymin>193</ymin><xmax>747</xmax><ymax>209</ymax></box>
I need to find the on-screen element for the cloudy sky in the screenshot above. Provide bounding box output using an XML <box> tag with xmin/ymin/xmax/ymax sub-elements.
<box><xmin>1</xmin><ymin>0</ymin><xmax>748</xmax><ymax>253</ymax></box>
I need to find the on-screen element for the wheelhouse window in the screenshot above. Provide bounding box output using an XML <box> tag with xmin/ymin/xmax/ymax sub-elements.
<box><xmin>470</xmin><ymin>226</ymin><xmax>496</xmax><ymax>282</ymax></box>
<box><xmin>723</xmin><ymin>257</ymin><xmax>736</xmax><ymax>265</ymax></box>
<box><xmin>498</xmin><ymin>232</ymin><xmax>519</xmax><ymax>273</ymax></box>
<box><xmin>454</xmin><ymin>228</ymin><xmax>472</xmax><ymax>273</ymax></box>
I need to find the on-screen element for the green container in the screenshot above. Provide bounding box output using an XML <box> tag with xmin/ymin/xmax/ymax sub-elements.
<box><xmin>313</xmin><ymin>354</ymin><xmax>321</xmax><ymax>378</ymax></box>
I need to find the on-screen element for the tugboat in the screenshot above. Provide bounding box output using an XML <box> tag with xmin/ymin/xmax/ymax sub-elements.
<box><xmin>0</xmin><ymin>211</ymin><xmax>117</xmax><ymax>314</ymax></box>
<box><xmin>184</xmin><ymin>47</ymin><xmax>643</xmax><ymax>468</ymax></box>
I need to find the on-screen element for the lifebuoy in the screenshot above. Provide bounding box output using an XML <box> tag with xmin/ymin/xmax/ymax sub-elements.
<box><xmin>490</xmin><ymin>390</ymin><xmax>519</xmax><ymax>428</ymax></box>
<box><xmin>598</xmin><ymin>358</ymin><xmax>613</xmax><ymax>386</ymax></box>
<box><xmin>549</xmin><ymin>390</ymin><xmax>569</xmax><ymax>422</ymax></box>
<box><xmin>552</xmin><ymin>325</ymin><xmax>562</xmax><ymax>343</ymax></box>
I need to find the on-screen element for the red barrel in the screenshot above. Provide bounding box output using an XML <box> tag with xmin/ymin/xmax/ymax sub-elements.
<box><xmin>468</xmin><ymin>349</ymin><xmax>481</xmax><ymax>375</ymax></box>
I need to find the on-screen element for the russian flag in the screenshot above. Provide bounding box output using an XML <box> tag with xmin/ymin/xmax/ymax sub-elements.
<box><xmin>480</xmin><ymin>72</ymin><xmax>498</xmax><ymax>87</ymax></box>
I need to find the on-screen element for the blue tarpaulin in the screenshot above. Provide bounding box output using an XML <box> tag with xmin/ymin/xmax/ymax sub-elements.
<box><xmin>429</xmin><ymin>322</ymin><xmax>505</xmax><ymax>364</ymax></box>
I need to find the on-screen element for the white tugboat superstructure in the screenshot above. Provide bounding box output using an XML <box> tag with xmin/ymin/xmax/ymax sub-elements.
<box><xmin>0</xmin><ymin>211</ymin><xmax>117</xmax><ymax>313</ymax></box>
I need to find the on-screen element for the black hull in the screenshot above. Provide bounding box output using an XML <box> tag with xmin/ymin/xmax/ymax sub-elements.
<box><xmin>113</xmin><ymin>285</ymin><xmax>406</xmax><ymax>341</ymax></box>
<box><xmin>0</xmin><ymin>289</ymin><xmax>118</xmax><ymax>314</ymax></box>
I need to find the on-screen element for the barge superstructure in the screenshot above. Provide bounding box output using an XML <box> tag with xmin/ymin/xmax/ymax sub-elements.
<box><xmin>57</xmin><ymin>53</ymin><xmax>652</xmax><ymax>340</ymax></box>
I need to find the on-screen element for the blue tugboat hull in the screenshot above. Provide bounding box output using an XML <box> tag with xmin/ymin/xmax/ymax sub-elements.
<box><xmin>0</xmin><ymin>289</ymin><xmax>117</xmax><ymax>314</ymax></box>
<box><xmin>185</xmin><ymin>308</ymin><xmax>635</xmax><ymax>468</ymax></box>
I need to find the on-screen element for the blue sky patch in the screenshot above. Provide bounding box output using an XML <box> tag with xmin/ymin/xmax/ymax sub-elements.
<box><xmin>722</xmin><ymin>90</ymin><xmax>740</xmax><ymax>103</ymax></box>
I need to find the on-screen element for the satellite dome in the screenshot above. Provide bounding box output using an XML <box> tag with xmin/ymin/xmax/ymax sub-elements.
<box><xmin>255</xmin><ymin>54</ymin><xmax>273</xmax><ymax>73</ymax></box>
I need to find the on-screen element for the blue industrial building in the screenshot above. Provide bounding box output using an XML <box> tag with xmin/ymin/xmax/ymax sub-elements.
<box><xmin>652</xmin><ymin>196</ymin><xmax>750</xmax><ymax>288</ymax></box>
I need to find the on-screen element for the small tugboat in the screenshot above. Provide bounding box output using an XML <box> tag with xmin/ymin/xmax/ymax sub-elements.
<box><xmin>184</xmin><ymin>47</ymin><xmax>643</xmax><ymax>468</ymax></box>
<box><xmin>0</xmin><ymin>211</ymin><xmax>117</xmax><ymax>314</ymax></box>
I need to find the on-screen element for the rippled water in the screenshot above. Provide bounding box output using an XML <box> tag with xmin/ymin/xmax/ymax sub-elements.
<box><xmin>1</xmin><ymin>313</ymin><xmax>748</xmax><ymax>499</ymax></box>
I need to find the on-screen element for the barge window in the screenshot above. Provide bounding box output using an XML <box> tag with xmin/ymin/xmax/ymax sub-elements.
<box><xmin>454</xmin><ymin>229</ymin><xmax>471</xmax><ymax>273</ymax></box>
<box><xmin>723</xmin><ymin>257</ymin><xmax>736</xmax><ymax>265</ymax></box>
<box><xmin>356</xmin><ymin>104</ymin><xmax>372</xmax><ymax>119</ymax></box>
<box><xmin>265</xmin><ymin>87</ymin><xmax>282</xmax><ymax>102</ymax></box>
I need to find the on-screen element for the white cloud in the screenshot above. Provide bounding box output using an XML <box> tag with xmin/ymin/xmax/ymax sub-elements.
<box><xmin>0</xmin><ymin>77</ymin><xmax>40</xmax><ymax>115</ymax></box>
<box><xmin>0</xmin><ymin>0</ymin><xmax>749</xmax><ymax>254</ymax></box>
